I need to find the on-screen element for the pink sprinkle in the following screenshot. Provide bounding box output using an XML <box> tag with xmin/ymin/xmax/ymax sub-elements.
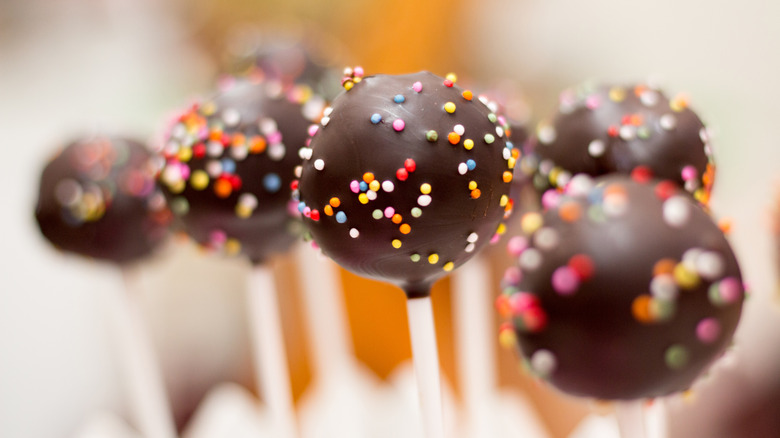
<box><xmin>413</xmin><ymin>81</ymin><xmax>423</xmax><ymax>93</ymax></box>
<box><xmin>267</xmin><ymin>132</ymin><xmax>283</xmax><ymax>144</ymax></box>
<box><xmin>681</xmin><ymin>165</ymin><xmax>698</xmax><ymax>181</ymax></box>
<box><xmin>393</xmin><ymin>119</ymin><xmax>405</xmax><ymax>132</ymax></box>
<box><xmin>696</xmin><ymin>318</ymin><xmax>721</xmax><ymax>344</ymax></box>
<box><xmin>384</xmin><ymin>207</ymin><xmax>395</xmax><ymax>218</ymax></box>
<box><xmin>507</xmin><ymin>236</ymin><xmax>528</xmax><ymax>257</ymax></box>
<box><xmin>552</xmin><ymin>266</ymin><xmax>580</xmax><ymax>295</ymax></box>
<box><xmin>354</xmin><ymin>66</ymin><xmax>364</xmax><ymax>77</ymax></box>
<box><xmin>210</xmin><ymin>230</ymin><xmax>227</xmax><ymax>244</ymax></box>
<box><xmin>503</xmin><ymin>266</ymin><xmax>522</xmax><ymax>284</ymax></box>
<box><xmin>509</xmin><ymin>292</ymin><xmax>538</xmax><ymax>315</ymax></box>
<box><xmin>541</xmin><ymin>190</ymin><xmax>560</xmax><ymax>210</ymax></box>
<box><xmin>302</xmin><ymin>207</ymin><xmax>311</xmax><ymax>217</ymax></box>
<box><xmin>350</xmin><ymin>180</ymin><xmax>360</xmax><ymax>193</ymax></box>
<box><xmin>498</xmin><ymin>115</ymin><xmax>507</xmax><ymax>126</ymax></box>
<box><xmin>585</xmin><ymin>95</ymin><xmax>601</xmax><ymax>110</ymax></box>
<box><xmin>719</xmin><ymin>277</ymin><xmax>743</xmax><ymax>303</ymax></box>
<box><xmin>490</xmin><ymin>233</ymin><xmax>501</xmax><ymax>244</ymax></box>
<box><xmin>308</xmin><ymin>125</ymin><xmax>320</xmax><ymax>136</ymax></box>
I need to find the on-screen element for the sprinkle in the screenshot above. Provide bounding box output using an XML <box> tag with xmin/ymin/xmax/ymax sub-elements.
<box><xmin>349</xmin><ymin>228</ymin><xmax>360</xmax><ymax>238</ymax></box>
<box><xmin>324</xmin><ymin>205</ymin><xmax>333</xmax><ymax>216</ymax></box>
<box><xmin>358</xmin><ymin>193</ymin><xmax>369</xmax><ymax>204</ymax></box>
<box><xmin>372</xmin><ymin>209</ymin><xmax>382</xmax><ymax>219</ymax></box>
<box><xmin>458</xmin><ymin>163</ymin><xmax>468</xmax><ymax>175</ymax></box>
<box><xmin>488</xmin><ymin>113</ymin><xmax>497</xmax><ymax>123</ymax></box>
<box><xmin>371</xmin><ymin>113</ymin><xmax>382</xmax><ymax>124</ymax></box>
<box><xmin>537</xmin><ymin>125</ymin><xmax>556</xmax><ymax>144</ymax></box>
<box><xmin>369</xmin><ymin>180</ymin><xmax>380</xmax><ymax>192</ymax></box>
<box><xmin>663</xmin><ymin>196</ymin><xmax>691</xmax><ymax>228</ymax></box>
<box><xmin>443</xmin><ymin>79</ymin><xmax>454</xmax><ymax>87</ymax></box>
<box><xmin>467</xmin><ymin>232</ymin><xmax>479</xmax><ymax>243</ymax></box>
<box><xmin>443</xmin><ymin>262</ymin><xmax>454</xmax><ymax>272</ymax></box>
<box><xmin>350</xmin><ymin>180</ymin><xmax>360</xmax><ymax>193</ymax></box>
<box><xmin>363</xmin><ymin>172</ymin><xmax>375</xmax><ymax>183</ymax></box>
<box><xmin>384</xmin><ymin>207</ymin><xmax>395</xmax><ymax>218</ymax></box>
<box><xmin>396</xmin><ymin>168</ymin><xmax>409</xmax><ymax>181</ymax></box>
<box><xmin>314</xmin><ymin>159</ymin><xmax>325</xmax><ymax>170</ymax></box>
<box><xmin>588</xmin><ymin>139</ymin><xmax>606</xmax><ymax>157</ymax></box>
<box><xmin>445</xmin><ymin>73</ymin><xmax>457</xmax><ymax>82</ymax></box>
<box><xmin>665</xmin><ymin>345</ymin><xmax>689</xmax><ymax>369</ymax></box>
<box><xmin>263</xmin><ymin>173</ymin><xmax>282</xmax><ymax>193</ymax></box>
<box><xmin>462</xmin><ymin>90</ymin><xmax>473</xmax><ymax>101</ymax></box>
<box><xmin>214</xmin><ymin>178</ymin><xmax>232</xmax><ymax>198</ymax></box>
<box><xmin>420</xmin><ymin>183</ymin><xmax>431</xmax><ymax>194</ymax></box>
<box><xmin>190</xmin><ymin>170</ymin><xmax>209</xmax><ymax>190</ymax></box>
<box><xmin>392</xmin><ymin>239</ymin><xmax>402</xmax><ymax>249</ymax></box>
<box><xmin>503</xmin><ymin>171</ymin><xmax>513</xmax><ymax>183</ymax></box>
<box><xmin>330</xmin><ymin>197</ymin><xmax>341</xmax><ymax>208</ymax></box>
<box><xmin>470</xmin><ymin>189</ymin><xmax>481</xmax><ymax>199</ymax></box>
<box><xmin>463</xmin><ymin>139</ymin><xmax>474</xmax><ymax>150</ymax></box>
<box><xmin>660</xmin><ymin>114</ymin><xmax>677</xmax><ymax>130</ymax></box>
<box><xmin>428</xmin><ymin>253</ymin><xmax>439</xmax><ymax>264</ymax></box>
<box><xmin>335</xmin><ymin>211</ymin><xmax>347</xmax><ymax>223</ymax></box>
<box><xmin>411</xmin><ymin>253</ymin><xmax>421</xmax><ymax>262</ymax></box>
<box><xmin>696</xmin><ymin>318</ymin><xmax>721</xmax><ymax>344</ymax></box>
<box><xmin>393</xmin><ymin>94</ymin><xmax>405</xmax><ymax>103</ymax></box>
<box><xmin>418</xmin><ymin>194</ymin><xmax>432</xmax><ymax>207</ymax></box>
<box><xmin>399</xmin><ymin>224</ymin><xmax>411</xmax><ymax>234</ymax></box>
<box><xmin>426</xmin><ymin>130</ymin><xmax>439</xmax><ymax>142</ymax></box>
<box><xmin>530</xmin><ymin>350</ymin><xmax>557</xmax><ymax>378</ymax></box>
<box><xmin>404</xmin><ymin>159</ymin><xmax>416</xmax><ymax>172</ymax></box>
<box><xmin>468</xmin><ymin>181</ymin><xmax>478</xmax><ymax>190</ymax></box>
<box><xmin>412</xmin><ymin>81</ymin><xmax>423</xmax><ymax>92</ymax></box>
<box><xmin>444</xmin><ymin>102</ymin><xmax>456</xmax><ymax>113</ymax></box>
<box><xmin>391</xmin><ymin>214</ymin><xmax>402</xmax><ymax>224</ymax></box>
<box><xmin>484</xmin><ymin>134</ymin><xmax>495</xmax><ymax>144</ymax></box>
<box><xmin>382</xmin><ymin>180</ymin><xmax>394</xmax><ymax>192</ymax></box>
<box><xmin>454</xmin><ymin>124</ymin><xmax>465</xmax><ymax>135</ymax></box>
<box><xmin>448</xmin><ymin>132</ymin><xmax>461</xmax><ymax>144</ymax></box>
<box><xmin>393</xmin><ymin>119</ymin><xmax>405</xmax><ymax>131</ymax></box>
<box><xmin>411</xmin><ymin>207</ymin><xmax>422</xmax><ymax>217</ymax></box>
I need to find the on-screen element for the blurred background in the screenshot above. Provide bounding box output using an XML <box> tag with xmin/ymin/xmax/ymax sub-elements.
<box><xmin>2</xmin><ymin>0</ymin><xmax>779</xmax><ymax>437</ymax></box>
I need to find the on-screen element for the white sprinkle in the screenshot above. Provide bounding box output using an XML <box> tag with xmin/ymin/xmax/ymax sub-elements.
<box><xmin>478</xmin><ymin>96</ymin><xmax>490</xmax><ymax>105</ymax></box>
<box><xmin>222</xmin><ymin>108</ymin><xmax>241</xmax><ymax>127</ymax></box>
<box><xmin>163</xmin><ymin>140</ymin><xmax>181</xmax><ymax>157</ymax></box>
<box><xmin>640</xmin><ymin>90</ymin><xmax>660</xmax><ymax>107</ymax></box>
<box><xmin>467</xmin><ymin>232</ymin><xmax>479</xmax><ymax>243</ymax></box>
<box><xmin>496</xmin><ymin>126</ymin><xmax>504</xmax><ymax>137</ymax></box>
<box><xmin>534</xmin><ymin>227</ymin><xmax>559</xmax><ymax>250</ymax></box>
<box><xmin>537</xmin><ymin>124</ymin><xmax>557</xmax><ymax>145</ymax></box>
<box><xmin>298</xmin><ymin>147</ymin><xmax>313</xmax><ymax>160</ymax></box>
<box><xmin>519</xmin><ymin>248</ymin><xmax>543</xmax><ymax>271</ymax></box>
<box><xmin>54</xmin><ymin>179</ymin><xmax>82</xmax><ymax>207</ymax></box>
<box><xmin>238</xmin><ymin>193</ymin><xmax>258</xmax><ymax>210</ymax></box>
<box><xmin>321</xmin><ymin>116</ymin><xmax>331</xmax><ymax>126</ymax></box>
<box><xmin>619</xmin><ymin>125</ymin><xmax>636</xmax><ymax>140</ymax></box>
<box><xmin>323</xmin><ymin>106</ymin><xmax>333</xmax><ymax>117</ymax></box>
<box><xmin>603</xmin><ymin>193</ymin><xmax>629</xmax><ymax>217</ymax></box>
<box><xmin>660</xmin><ymin>114</ymin><xmax>677</xmax><ymax>130</ymax></box>
<box><xmin>696</xmin><ymin>251</ymin><xmax>725</xmax><ymax>280</ymax></box>
<box><xmin>366</xmin><ymin>190</ymin><xmax>377</xmax><ymax>201</ymax></box>
<box><xmin>294</xmin><ymin>165</ymin><xmax>302</xmax><ymax>178</ymax></box>
<box><xmin>650</xmin><ymin>274</ymin><xmax>679</xmax><ymax>301</ymax></box>
<box><xmin>566</xmin><ymin>174</ymin><xmax>595</xmax><ymax>196</ymax></box>
<box><xmin>503</xmin><ymin>148</ymin><xmax>512</xmax><ymax>160</ymax></box>
<box><xmin>382</xmin><ymin>180</ymin><xmax>394</xmax><ymax>192</ymax></box>
<box><xmin>303</xmin><ymin>97</ymin><xmax>326</xmax><ymax>120</ymax></box>
<box><xmin>555</xmin><ymin>170</ymin><xmax>572</xmax><ymax>188</ymax></box>
<box><xmin>259</xmin><ymin>118</ymin><xmax>278</xmax><ymax>135</ymax></box>
<box><xmin>663</xmin><ymin>196</ymin><xmax>691</xmax><ymax>228</ymax></box>
<box><xmin>205</xmin><ymin>160</ymin><xmax>222</xmax><ymax>177</ymax></box>
<box><xmin>458</xmin><ymin>163</ymin><xmax>468</xmax><ymax>175</ymax></box>
<box><xmin>170</xmin><ymin>124</ymin><xmax>186</xmax><ymax>140</ymax></box>
<box><xmin>588</xmin><ymin>139</ymin><xmax>606</xmax><ymax>157</ymax></box>
<box><xmin>454</xmin><ymin>124</ymin><xmax>465</xmax><ymax>135</ymax></box>
<box><xmin>313</xmin><ymin>159</ymin><xmax>325</xmax><ymax>170</ymax></box>
<box><xmin>418</xmin><ymin>194</ymin><xmax>432</xmax><ymax>207</ymax></box>
<box><xmin>464</xmin><ymin>243</ymin><xmax>476</xmax><ymax>253</ymax></box>
<box><xmin>349</xmin><ymin>228</ymin><xmax>360</xmax><ymax>238</ymax></box>
<box><xmin>268</xmin><ymin>143</ymin><xmax>286</xmax><ymax>161</ymax></box>
<box><xmin>207</xmin><ymin>140</ymin><xmax>223</xmax><ymax>157</ymax></box>
<box><xmin>530</xmin><ymin>349</ymin><xmax>557</xmax><ymax>378</ymax></box>
<box><xmin>231</xmin><ymin>144</ymin><xmax>248</xmax><ymax>160</ymax></box>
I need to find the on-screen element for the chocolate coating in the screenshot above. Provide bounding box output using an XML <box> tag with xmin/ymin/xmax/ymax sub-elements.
<box><xmin>498</xmin><ymin>174</ymin><xmax>743</xmax><ymax>399</ymax></box>
<box><xmin>295</xmin><ymin>71</ymin><xmax>515</xmax><ymax>297</ymax></box>
<box><xmin>35</xmin><ymin>136</ymin><xmax>169</xmax><ymax>264</ymax></box>
<box><xmin>157</xmin><ymin>77</ymin><xmax>322</xmax><ymax>263</ymax></box>
<box><xmin>531</xmin><ymin>83</ymin><xmax>715</xmax><ymax>204</ymax></box>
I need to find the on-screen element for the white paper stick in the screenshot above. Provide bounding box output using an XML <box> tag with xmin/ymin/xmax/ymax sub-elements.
<box><xmin>295</xmin><ymin>244</ymin><xmax>353</xmax><ymax>379</ymax></box>
<box><xmin>452</xmin><ymin>257</ymin><xmax>495</xmax><ymax>437</ymax></box>
<box><xmin>246</xmin><ymin>264</ymin><xmax>298</xmax><ymax>438</ymax></box>
<box><xmin>615</xmin><ymin>400</ymin><xmax>647</xmax><ymax>438</ymax></box>
<box><xmin>406</xmin><ymin>296</ymin><xmax>445</xmax><ymax>438</ymax></box>
<box><xmin>116</xmin><ymin>267</ymin><xmax>177</xmax><ymax>438</ymax></box>
<box><xmin>646</xmin><ymin>398</ymin><xmax>668</xmax><ymax>438</ymax></box>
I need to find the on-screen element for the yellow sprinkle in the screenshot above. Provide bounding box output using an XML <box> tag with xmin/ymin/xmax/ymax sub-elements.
<box><xmin>225</xmin><ymin>239</ymin><xmax>242</xmax><ymax>255</ymax></box>
<box><xmin>507</xmin><ymin>157</ymin><xmax>516</xmax><ymax>169</ymax></box>
<box><xmin>609</xmin><ymin>86</ymin><xmax>626</xmax><ymax>102</ymax></box>
<box><xmin>190</xmin><ymin>170</ymin><xmax>209</xmax><ymax>190</ymax></box>
<box><xmin>170</xmin><ymin>180</ymin><xmax>186</xmax><ymax>194</ymax></box>
<box><xmin>201</xmin><ymin>102</ymin><xmax>217</xmax><ymax>116</ymax></box>
<box><xmin>369</xmin><ymin>180</ymin><xmax>380</xmax><ymax>192</ymax></box>
<box><xmin>235</xmin><ymin>204</ymin><xmax>252</xmax><ymax>219</ymax></box>
<box><xmin>177</xmin><ymin>147</ymin><xmax>193</xmax><ymax>162</ymax></box>
<box><xmin>358</xmin><ymin>193</ymin><xmax>369</xmax><ymax>204</ymax></box>
<box><xmin>444</xmin><ymin>102</ymin><xmax>456</xmax><ymax>113</ymax></box>
<box><xmin>420</xmin><ymin>183</ymin><xmax>431</xmax><ymax>194</ymax></box>
<box><xmin>674</xmin><ymin>263</ymin><xmax>700</xmax><ymax>289</ymax></box>
<box><xmin>499</xmin><ymin>330</ymin><xmax>517</xmax><ymax>349</ymax></box>
<box><xmin>324</xmin><ymin>205</ymin><xmax>334</xmax><ymax>216</ymax></box>
<box><xmin>344</xmin><ymin>81</ymin><xmax>354</xmax><ymax>91</ymax></box>
<box><xmin>391</xmin><ymin>239</ymin><xmax>402</xmax><ymax>249</ymax></box>
<box><xmin>428</xmin><ymin>253</ymin><xmax>439</xmax><ymax>264</ymax></box>
<box><xmin>443</xmin><ymin>262</ymin><xmax>454</xmax><ymax>272</ymax></box>
<box><xmin>463</xmin><ymin>139</ymin><xmax>474</xmax><ymax>150</ymax></box>
<box><xmin>500</xmin><ymin>195</ymin><xmax>509</xmax><ymax>207</ymax></box>
<box><xmin>521</xmin><ymin>212</ymin><xmax>544</xmax><ymax>234</ymax></box>
<box><xmin>670</xmin><ymin>93</ymin><xmax>689</xmax><ymax>112</ymax></box>
<box><xmin>446</xmin><ymin>73</ymin><xmax>458</xmax><ymax>82</ymax></box>
<box><xmin>496</xmin><ymin>223</ymin><xmax>507</xmax><ymax>235</ymax></box>
<box><xmin>468</xmin><ymin>180</ymin><xmax>478</xmax><ymax>190</ymax></box>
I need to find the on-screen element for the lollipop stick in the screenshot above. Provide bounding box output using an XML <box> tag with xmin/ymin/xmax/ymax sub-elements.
<box><xmin>452</xmin><ymin>257</ymin><xmax>495</xmax><ymax>436</ymax></box>
<box><xmin>646</xmin><ymin>398</ymin><xmax>668</xmax><ymax>438</ymax></box>
<box><xmin>295</xmin><ymin>244</ymin><xmax>353</xmax><ymax>378</ymax></box>
<box><xmin>247</xmin><ymin>264</ymin><xmax>298</xmax><ymax>438</ymax></box>
<box><xmin>405</xmin><ymin>295</ymin><xmax>445</xmax><ymax>438</ymax></box>
<box><xmin>116</xmin><ymin>267</ymin><xmax>177</xmax><ymax>438</ymax></box>
<box><xmin>615</xmin><ymin>400</ymin><xmax>647</xmax><ymax>438</ymax></box>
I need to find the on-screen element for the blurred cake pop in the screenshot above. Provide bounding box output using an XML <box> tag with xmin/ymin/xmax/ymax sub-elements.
<box><xmin>498</xmin><ymin>174</ymin><xmax>744</xmax><ymax>400</ymax></box>
<box><xmin>35</xmin><ymin>135</ymin><xmax>169</xmax><ymax>264</ymax></box>
<box><xmin>156</xmin><ymin>75</ymin><xmax>324</xmax><ymax>264</ymax></box>
<box><xmin>294</xmin><ymin>69</ymin><xmax>516</xmax><ymax>297</ymax></box>
<box><xmin>530</xmin><ymin>83</ymin><xmax>715</xmax><ymax>204</ymax></box>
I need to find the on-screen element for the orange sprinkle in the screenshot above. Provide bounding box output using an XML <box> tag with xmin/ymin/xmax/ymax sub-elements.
<box><xmin>448</xmin><ymin>132</ymin><xmax>461</xmax><ymax>144</ymax></box>
<box><xmin>231</xmin><ymin>133</ymin><xmax>246</xmax><ymax>146</ymax></box>
<box><xmin>558</xmin><ymin>202</ymin><xmax>582</xmax><ymax>222</ymax></box>
<box><xmin>471</xmin><ymin>189</ymin><xmax>481</xmax><ymax>199</ymax></box>
<box><xmin>632</xmin><ymin>295</ymin><xmax>654</xmax><ymax>323</ymax></box>
<box><xmin>363</xmin><ymin>172</ymin><xmax>375</xmax><ymax>183</ymax></box>
<box><xmin>502</xmin><ymin>171</ymin><xmax>513</xmax><ymax>183</ymax></box>
<box><xmin>718</xmin><ymin>218</ymin><xmax>733</xmax><ymax>234</ymax></box>
<box><xmin>399</xmin><ymin>224</ymin><xmax>411</xmax><ymax>234</ymax></box>
<box><xmin>392</xmin><ymin>214</ymin><xmax>403</xmax><ymax>224</ymax></box>
<box><xmin>653</xmin><ymin>259</ymin><xmax>677</xmax><ymax>276</ymax></box>
<box><xmin>214</xmin><ymin>178</ymin><xmax>232</xmax><ymax>198</ymax></box>
<box><xmin>249</xmin><ymin>136</ymin><xmax>267</xmax><ymax>153</ymax></box>
<box><xmin>462</xmin><ymin>90</ymin><xmax>473</xmax><ymax>101</ymax></box>
<box><xmin>329</xmin><ymin>197</ymin><xmax>341</xmax><ymax>208</ymax></box>
<box><xmin>324</xmin><ymin>205</ymin><xmax>334</xmax><ymax>216</ymax></box>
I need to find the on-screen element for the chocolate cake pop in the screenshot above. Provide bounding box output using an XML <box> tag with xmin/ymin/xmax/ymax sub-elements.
<box><xmin>497</xmin><ymin>174</ymin><xmax>744</xmax><ymax>400</ymax></box>
<box><xmin>294</xmin><ymin>69</ymin><xmax>517</xmax><ymax>297</ymax></box>
<box><xmin>156</xmin><ymin>75</ymin><xmax>324</xmax><ymax>264</ymax></box>
<box><xmin>35</xmin><ymin>135</ymin><xmax>170</xmax><ymax>264</ymax></box>
<box><xmin>530</xmin><ymin>83</ymin><xmax>715</xmax><ymax>204</ymax></box>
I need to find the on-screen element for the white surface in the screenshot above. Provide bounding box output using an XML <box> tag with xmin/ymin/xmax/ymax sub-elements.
<box><xmin>247</xmin><ymin>265</ymin><xmax>298</xmax><ymax>438</ymax></box>
<box><xmin>74</xmin><ymin>412</ymin><xmax>143</xmax><ymax>438</ymax></box>
<box><xmin>181</xmin><ymin>383</ymin><xmax>273</xmax><ymax>438</ymax></box>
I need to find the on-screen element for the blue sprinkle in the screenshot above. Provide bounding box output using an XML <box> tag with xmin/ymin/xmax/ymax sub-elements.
<box><xmin>297</xmin><ymin>202</ymin><xmax>306</xmax><ymax>213</ymax></box>
<box><xmin>467</xmin><ymin>159</ymin><xmax>476</xmax><ymax>170</ymax></box>
<box><xmin>370</xmin><ymin>113</ymin><xmax>382</xmax><ymax>124</ymax></box>
<box><xmin>335</xmin><ymin>211</ymin><xmax>347</xmax><ymax>223</ymax></box>
<box><xmin>263</xmin><ymin>173</ymin><xmax>282</xmax><ymax>193</ymax></box>
<box><xmin>359</xmin><ymin>181</ymin><xmax>368</xmax><ymax>192</ymax></box>
<box><xmin>221</xmin><ymin>158</ymin><xmax>236</xmax><ymax>174</ymax></box>
<box><xmin>393</xmin><ymin>94</ymin><xmax>405</xmax><ymax>103</ymax></box>
<box><xmin>506</xmin><ymin>141</ymin><xmax>514</xmax><ymax>149</ymax></box>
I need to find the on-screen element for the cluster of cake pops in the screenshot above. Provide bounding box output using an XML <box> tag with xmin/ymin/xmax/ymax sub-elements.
<box><xmin>33</xmin><ymin>32</ymin><xmax>747</xmax><ymax>438</ymax></box>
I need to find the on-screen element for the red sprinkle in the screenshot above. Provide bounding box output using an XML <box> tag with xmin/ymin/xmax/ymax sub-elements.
<box><xmin>568</xmin><ymin>254</ymin><xmax>595</xmax><ymax>280</ymax></box>
<box><xmin>655</xmin><ymin>180</ymin><xmax>678</xmax><ymax>200</ymax></box>
<box><xmin>193</xmin><ymin>143</ymin><xmax>206</xmax><ymax>159</ymax></box>
<box><xmin>443</xmin><ymin>79</ymin><xmax>454</xmax><ymax>87</ymax></box>
<box><xmin>310</xmin><ymin>210</ymin><xmax>320</xmax><ymax>221</ymax></box>
<box><xmin>404</xmin><ymin>158</ymin><xmax>416</xmax><ymax>173</ymax></box>
<box><xmin>396</xmin><ymin>168</ymin><xmax>409</xmax><ymax>181</ymax></box>
<box><xmin>607</xmin><ymin>126</ymin><xmax>619</xmax><ymax>137</ymax></box>
<box><xmin>631</xmin><ymin>165</ymin><xmax>654</xmax><ymax>183</ymax></box>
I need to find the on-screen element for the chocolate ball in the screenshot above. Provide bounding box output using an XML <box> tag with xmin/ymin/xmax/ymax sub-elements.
<box><xmin>295</xmin><ymin>70</ymin><xmax>516</xmax><ymax>297</ymax></box>
<box><xmin>531</xmin><ymin>83</ymin><xmax>715</xmax><ymax>204</ymax></box>
<box><xmin>498</xmin><ymin>174</ymin><xmax>743</xmax><ymax>399</ymax></box>
<box><xmin>35</xmin><ymin>136</ymin><xmax>170</xmax><ymax>264</ymax></box>
<box><xmin>156</xmin><ymin>76</ymin><xmax>323</xmax><ymax>264</ymax></box>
